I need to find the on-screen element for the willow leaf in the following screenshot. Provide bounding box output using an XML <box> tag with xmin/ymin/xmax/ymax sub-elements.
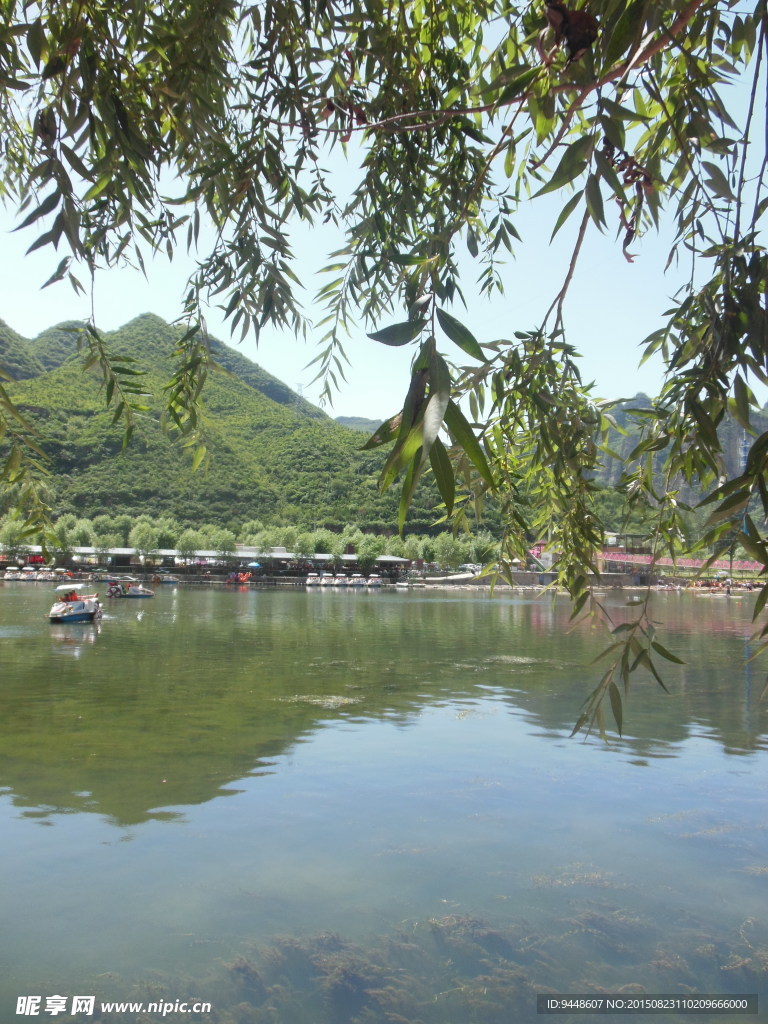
<box><xmin>429</xmin><ymin>436</ymin><xmax>455</xmax><ymax>515</ymax></box>
<box><xmin>367</xmin><ymin>320</ymin><xmax>426</xmax><ymax>346</ymax></box>
<box><xmin>444</xmin><ymin>400</ymin><xmax>494</xmax><ymax>488</ymax></box>
<box><xmin>436</xmin><ymin>308</ymin><xmax>485</xmax><ymax>361</ymax></box>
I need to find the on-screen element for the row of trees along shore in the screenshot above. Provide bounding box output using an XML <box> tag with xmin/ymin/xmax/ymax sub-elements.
<box><xmin>1</xmin><ymin>0</ymin><xmax>766</xmax><ymax>733</ymax></box>
<box><xmin>2</xmin><ymin>511</ymin><xmax>758</xmax><ymax>578</ymax></box>
<box><xmin>0</xmin><ymin>514</ymin><xmax>501</xmax><ymax>573</ymax></box>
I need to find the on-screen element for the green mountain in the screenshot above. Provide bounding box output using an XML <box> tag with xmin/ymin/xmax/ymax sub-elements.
<box><xmin>2</xmin><ymin>314</ymin><xmax>439</xmax><ymax>531</ymax></box>
<box><xmin>5</xmin><ymin>316</ymin><xmax>762</xmax><ymax>538</ymax></box>
<box><xmin>334</xmin><ymin>416</ymin><xmax>383</xmax><ymax>434</ymax></box>
<box><xmin>0</xmin><ymin>319</ymin><xmax>45</xmax><ymax>379</ymax></box>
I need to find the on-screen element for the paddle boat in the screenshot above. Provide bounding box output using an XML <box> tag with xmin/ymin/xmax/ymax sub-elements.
<box><xmin>49</xmin><ymin>585</ymin><xmax>103</xmax><ymax>624</ymax></box>
<box><xmin>152</xmin><ymin>572</ymin><xmax>181</xmax><ymax>584</ymax></box>
<box><xmin>105</xmin><ymin>581</ymin><xmax>155</xmax><ymax>598</ymax></box>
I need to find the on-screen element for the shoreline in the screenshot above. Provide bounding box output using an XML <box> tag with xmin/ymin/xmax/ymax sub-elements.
<box><xmin>4</xmin><ymin>569</ymin><xmax>754</xmax><ymax>594</ymax></box>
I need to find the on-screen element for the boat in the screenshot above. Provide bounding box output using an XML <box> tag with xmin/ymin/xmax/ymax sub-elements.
<box><xmin>3</xmin><ymin>569</ymin><xmax>22</xmax><ymax>581</ymax></box>
<box><xmin>49</xmin><ymin>585</ymin><xmax>102</xmax><ymax>624</ymax></box>
<box><xmin>349</xmin><ymin>574</ymin><xmax>366</xmax><ymax>587</ymax></box>
<box><xmin>105</xmin><ymin>581</ymin><xmax>155</xmax><ymax>598</ymax></box>
<box><xmin>305</xmin><ymin>573</ymin><xmax>321</xmax><ymax>586</ymax></box>
<box><xmin>367</xmin><ymin>575</ymin><xmax>383</xmax><ymax>587</ymax></box>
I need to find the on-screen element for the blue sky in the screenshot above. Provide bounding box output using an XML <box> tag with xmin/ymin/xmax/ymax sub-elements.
<box><xmin>0</xmin><ymin>171</ymin><xmax>680</xmax><ymax>420</ymax></box>
<box><xmin>1</xmin><ymin>25</ymin><xmax>761</xmax><ymax>424</ymax></box>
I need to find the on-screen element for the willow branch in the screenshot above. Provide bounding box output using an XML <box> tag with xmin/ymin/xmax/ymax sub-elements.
<box><xmin>542</xmin><ymin>208</ymin><xmax>591</xmax><ymax>331</ymax></box>
<box><xmin>250</xmin><ymin>0</ymin><xmax>710</xmax><ymax>142</ymax></box>
<box><xmin>334</xmin><ymin>0</ymin><xmax>711</xmax><ymax>138</ymax></box>
<box><xmin>738</xmin><ymin>12</ymin><xmax>766</xmax><ymax>243</ymax></box>
<box><xmin>530</xmin><ymin>85</ymin><xmax>594</xmax><ymax>172</ymax></box>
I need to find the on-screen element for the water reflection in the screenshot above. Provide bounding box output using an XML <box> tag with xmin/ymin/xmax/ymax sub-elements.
<box><xmin>0</xmin><ymin>584</ymin><xmax>766</xmax><ymax>1021</ymax></box>
<box><xmin>0</xmin><ymin>585</ymin><xmax>765</xmax><ymax>826</ymax></box>
<box><xmin>49</xmin><ymin>620</ymin><xmax>101</xmax><ymax>656</ymax></box>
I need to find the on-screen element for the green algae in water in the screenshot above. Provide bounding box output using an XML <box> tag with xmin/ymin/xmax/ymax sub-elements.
<box><xmin>53</xmin><ymin>911</ymin><xmax>768</xmax><ymax>1024</ymax></box>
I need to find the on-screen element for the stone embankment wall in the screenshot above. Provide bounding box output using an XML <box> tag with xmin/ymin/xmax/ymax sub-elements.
<box><xmin>421</xmin><ymin>571</ymin><xmax>643</xmax><ymax>588</ymax></box>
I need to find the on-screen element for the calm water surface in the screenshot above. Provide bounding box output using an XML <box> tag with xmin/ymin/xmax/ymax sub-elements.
<box><xmin>1</xmin><ymin>583</ymin><xmax>766</xmax><ymax>1023</ymax></box>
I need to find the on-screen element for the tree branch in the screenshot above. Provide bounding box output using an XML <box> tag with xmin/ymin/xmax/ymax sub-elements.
<box><xmin>318</xmin><ymin>0</ymin><xmax>712</xmax><ymax>139</ymax></box>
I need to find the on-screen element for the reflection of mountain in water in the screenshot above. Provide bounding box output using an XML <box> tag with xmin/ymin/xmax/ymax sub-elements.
<box><xmin>0</xmin><ymin>588</ymin><xmax>765</xmax><ymax>825</ymax></box>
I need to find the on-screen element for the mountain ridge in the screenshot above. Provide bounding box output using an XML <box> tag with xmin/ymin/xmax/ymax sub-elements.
<box><xmin>2</xmin><ymin>312</ymin><xmax>330</xmax><ymax>420</ymax></box>
<box><xmin>1</xmin><ymin>314</ymin><xmax>442</xmax><ymax>532</ymax></box>
<box><xmin>4</xmin><ymin>314</ymin><xmax>764</xmax><ymax>537</ymax></box>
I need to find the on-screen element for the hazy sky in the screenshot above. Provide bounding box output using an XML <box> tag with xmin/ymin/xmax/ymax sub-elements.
<box><xmin>0</xmin><ymin>169</ymin><xmax>681</xmax><ymax>420</ymax></box>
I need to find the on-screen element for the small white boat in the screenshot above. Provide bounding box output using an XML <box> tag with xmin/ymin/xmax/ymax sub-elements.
<box><xmin>349</xmin><ymin>574</ymin><xmax>366</xmax><ymax>587</ymax></box>
<box><xmin>305</xmin><ymin>573</ymin><xmax>321</xmax><ymax>586</ymax></box>
<box><xmin>106</xmin><ymin>582</ymin><xmax>155</xmax><ymax>598</ymax></box>
<box><xmin>3</xmin><ymin>569</ymin><xmax>22</xmax><ymax>581</ymax></box>
<box><xmin>49</xmin><ymin>585</ymin><xmax>102</xmax><ymax>624</ymax></box>
<box><xmin>367</xmin><ymin>575</ymin><xmax>383</xmax><ymax>587</ymax></box>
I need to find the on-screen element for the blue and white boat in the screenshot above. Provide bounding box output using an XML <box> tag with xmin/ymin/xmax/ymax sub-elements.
<box><xmin>49</xmin><ymin>585</ymin><xmax>103</xmax><ymax>624</ymax></box>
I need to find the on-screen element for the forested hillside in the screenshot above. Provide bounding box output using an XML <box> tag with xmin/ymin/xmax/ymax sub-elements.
<box><xmin>334</xmin><ymin>416</ymin><xmax>383</xmax><ymax>434</ymax></box>
<box><xmin>3</xmin><ymin>315</ymin><xmax>763</xmax><ymax>540</ymax></box>
<box><xmin>0</xmin><ymin>319</ymin><xmax>44</xmax><ymax>380</ymax></box>
<box><xmin>1</xmin><ymin>314</ymin><xmax>441</xmax><ymax>532</ymax></box>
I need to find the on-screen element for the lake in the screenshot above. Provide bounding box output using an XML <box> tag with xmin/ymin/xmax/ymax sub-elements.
<box><xmin>0</xmin><ymin>582</ymin><xmax>766</xmax><ymax>1023</ymax></box>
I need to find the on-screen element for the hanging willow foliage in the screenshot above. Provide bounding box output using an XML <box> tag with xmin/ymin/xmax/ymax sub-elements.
<box><xmin>1</xmin><ymin>0</ymin><xmax>766</xmax><ymax>733</ymax></box>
